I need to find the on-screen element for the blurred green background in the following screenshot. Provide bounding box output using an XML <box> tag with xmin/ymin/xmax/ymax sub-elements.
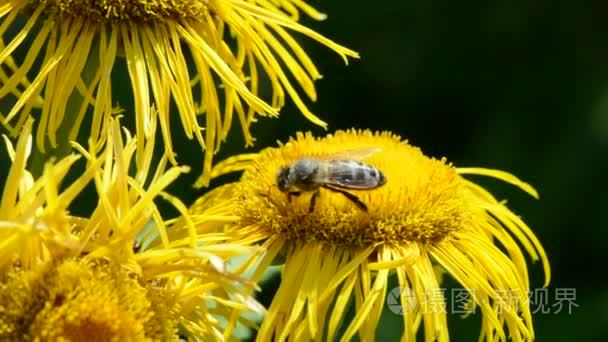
<box><xmin>1</xmin><ymin>0</ymin><xmax>607</xmax><ymax>340</ymax></box>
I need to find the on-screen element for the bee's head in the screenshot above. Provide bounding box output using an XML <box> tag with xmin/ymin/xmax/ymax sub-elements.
<box><xmin>276</xmin><ymin>166</ymin><xmax>291</xmax><ymax>192</ymax></box>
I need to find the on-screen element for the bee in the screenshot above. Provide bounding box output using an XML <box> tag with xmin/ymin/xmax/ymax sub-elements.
<box><xmin>276</xmin><ymin>148</ymin><xmax>386</xmax><ymax>212</ymax></box>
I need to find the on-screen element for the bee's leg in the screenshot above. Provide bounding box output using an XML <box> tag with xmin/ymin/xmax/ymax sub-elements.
<box><xmin>309</xmin><ymin>190</ymin><xmax>320</xmax><ymax>213</ymax></box>
<box><xmin>287</xmin><ymin>191</ymin><xmax>301</xmax><ymax>203</ymax></box>
<box><xmin>321</xmin><ymin>185</ymin><xmax>368</xmax><ymax>212</ymax></box>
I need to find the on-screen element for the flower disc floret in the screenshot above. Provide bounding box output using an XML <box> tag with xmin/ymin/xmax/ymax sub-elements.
<box><xmin>234</xmin><ymin>130</ymin><xmax>471</xmax><ymax>247</ymax></box>
<box><xmin>40</xmin><ymin>0</ymin><xmax>209</xmax><ymax>22</ymax></box>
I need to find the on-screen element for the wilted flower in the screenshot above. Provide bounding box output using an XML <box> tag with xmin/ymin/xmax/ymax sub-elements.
<box><xmin>0</xmin><ymin>0</ymin><xmax>358</xmax><ymax>183</ymax></box>
<box><xmin>0</xmin><ymin>115</ymin><xmax>260</xmax><ymax>340</ymax></box>
<box><xmin>185</xmin><ymin>130</ymin><xmax>551</xmax><ymax>341</ymax></box>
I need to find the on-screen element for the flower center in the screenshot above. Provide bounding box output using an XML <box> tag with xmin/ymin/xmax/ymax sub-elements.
<box><xmin>40</xmin><ymin>0</ymin><xmax>209</xmax><ymax>22</ymax></box>
<box><xmin>0</xmin><ymin>258</ymin><xmax>175</xmax><ymax>340</ymax></box>
<box><xmin>235</xmin><ymin>131</ymin><xmax>472</xmax><ymax>248</ymax></box>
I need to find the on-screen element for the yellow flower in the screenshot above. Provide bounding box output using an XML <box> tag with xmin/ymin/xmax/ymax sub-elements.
<box><xmin>186</xmin><ymin>130</ymin><xmax>551</xmax><ymax>341</ymax></box>
<box><xmin>0</xmin><ymin>258</ymin><xmax>176</xmax><ymax>340</ymax></box>
<box><xmin>0</xmin><ymin>0</ymin><xmax>358</xmax><ymax>184</ymax></box>
<box><xmin>0</xmin><ymin>115</ymin><xmax>261</xmax><ymax>340</ymax></box>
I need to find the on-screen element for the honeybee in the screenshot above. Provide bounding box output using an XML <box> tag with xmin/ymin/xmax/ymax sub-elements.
<box><xmin>276</xmin><ymin>148</ymin><xmax>386</xmax><ymax>212</ymax></box>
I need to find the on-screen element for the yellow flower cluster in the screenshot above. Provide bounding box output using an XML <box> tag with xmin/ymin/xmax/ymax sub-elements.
<box><xmin>0</xmin><ymin>0</ymin><xmax>550</xmax><ymax>341</ymax></box>
<box><xmin>0</xmin><ymin>118</ymin><xmax>260</xmax><ymax>340</ymax></box>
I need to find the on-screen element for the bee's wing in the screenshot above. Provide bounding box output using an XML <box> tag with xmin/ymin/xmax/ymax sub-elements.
<box><xmin>315</xmin><ymin>147</ymin><xmax>382</xmax><ymax>161</ymax></box>
<box><xmin>326</xmin><ymin>160</ymin><xmax>383</xmax><ymax>189</ymax></box>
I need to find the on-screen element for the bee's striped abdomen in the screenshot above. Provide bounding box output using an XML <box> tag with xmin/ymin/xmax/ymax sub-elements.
<box><xmin>327</xmin><ymin>160</ymin><xmax>386</xmax><ymax>189</ymax></box>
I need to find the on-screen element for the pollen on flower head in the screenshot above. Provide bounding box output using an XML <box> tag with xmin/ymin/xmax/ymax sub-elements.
<box><xmin>38</xmin><ymin>0</ymin><xmax>209</xmax><ymax>22</ymax></box>
<box><xmin>231</xmin><ymin>130</ymin><xmax>471</xmax><ymax>248</ymax></box>
<box><xmin>0</xmin><ymin>258</ymin><xmax>177</xmax><ymax>340</ymax></box>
